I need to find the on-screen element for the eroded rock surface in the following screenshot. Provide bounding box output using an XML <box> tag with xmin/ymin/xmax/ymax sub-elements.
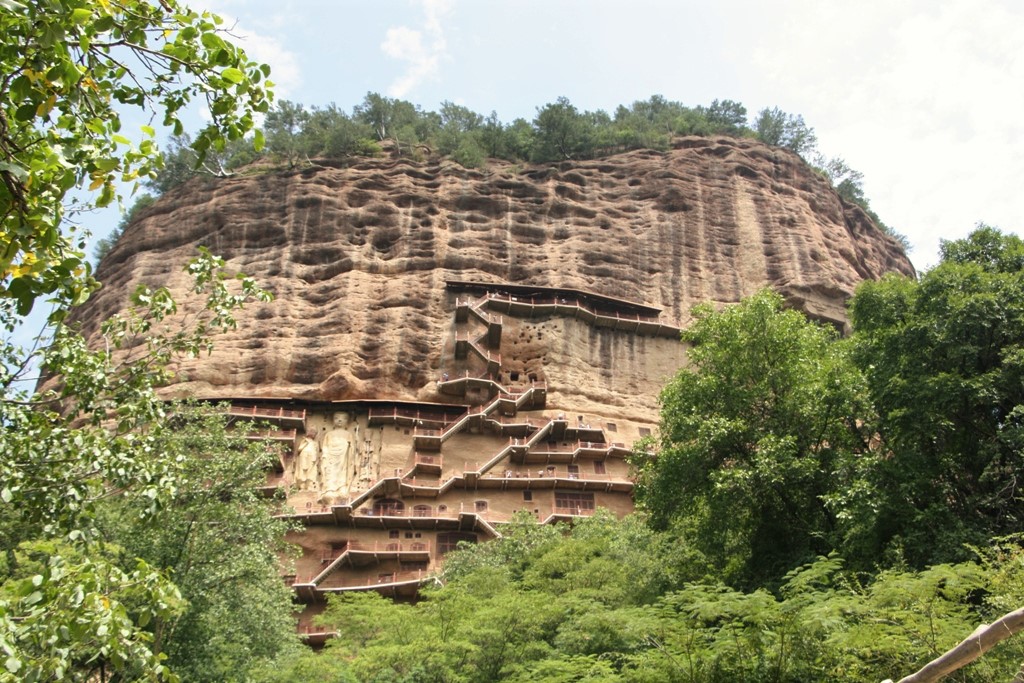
<box><xmin>84</xmin><ymin>136</ymin><xmax>914</xmax><ymax>417</ymax></box>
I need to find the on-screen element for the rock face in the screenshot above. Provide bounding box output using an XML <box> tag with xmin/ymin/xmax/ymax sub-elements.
<box><xmin>80</xmin><ymin>136</ymin><xmax>914</xmax><ymax>634</ymax></box>
<box><xmin>89</xmin><ymin>135</ymin><xmax>913</xmax><ymax>413</ymax></box>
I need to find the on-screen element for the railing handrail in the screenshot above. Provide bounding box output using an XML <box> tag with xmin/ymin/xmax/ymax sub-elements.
<box><xmin>339</xmin><ymin>540</ymin><xmax>432</xmax><ymax>553</ymax></box>
<box><xmin>244</xmin><ymin>428</ymin><xmax>297</xmax><ymax>440</ymax></box>
<box><xmin>481</xmin><ymin>292</ymin><xmax>678</xmax><ymax>331</ymax></box>
<box><xmin>227</xmin><ymin>405</ymin><xmax>306</xmax><ymax>420</ymax></box>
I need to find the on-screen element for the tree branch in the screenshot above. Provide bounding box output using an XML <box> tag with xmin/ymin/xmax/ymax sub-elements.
<box><xmin>885</xmin><ymin>606</ymin><xmax>1024</xmax><ymax>683</ymax></box>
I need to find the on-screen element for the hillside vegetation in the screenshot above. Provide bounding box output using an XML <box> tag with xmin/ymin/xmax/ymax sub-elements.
<box><xmin>96</xmin><ymin>94</ymin><xmax>903</xmax><ymax>263</ymax></box>
<box><xmin>258</xmin><ymin>225</ymin><xmax>1024</xmax><ymax>683</ymax></box>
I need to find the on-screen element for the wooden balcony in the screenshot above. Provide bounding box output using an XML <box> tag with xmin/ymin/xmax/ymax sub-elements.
<box><xmin>243</xmin><ymin>428</ymin><xmax>297</xmax><ymax>443</ymax></box>
<box><xmin>545</xmin><ymin>505</ymin><xmax>598</xmax><ymax>523</ymax></box>
<box><xmin>478</xmin><ymin>291</ymin><xmax>681</xmax><ymax>338</ymax></box>
<box><xmin>297</xmin><ymin>622</ymin><xmax>336</xmax><ymax>646</ymax></box>
<box><xmin>413</xmin><ymin>452</ymin><xmax>442</xmax><ymax>475</ymax></box>
<box><xmin>317</xmin><ymin>568</ymin><xmax>435</xmax><ymax>595</ymax></box>
<box><xmin>367</xmin><ymin>406</ymin><xmax>460</xmax><ymax>430</ymax></box>
<box><xmin>413</xmin><ymin>427</ymin><xmax>442</xmax><ymax>451</ymax></box>
<box><xmin>469</xmin><ymin>468</ymin><xmax>634</xmax><ymax>493</ymax></box>
<box><xmin>513</xmin><ymin>440</ymin><xmax>622</xmax><ymax>463</ymax></box>
<box><xmin>225</xmin><ymin>404</ymin><xmax>306</xmax><ymax>426</ymax></box>
<box><xmin>319</xmin><ymin>540</ymin><xmax>432</xmax><ymax>566</ymax></box>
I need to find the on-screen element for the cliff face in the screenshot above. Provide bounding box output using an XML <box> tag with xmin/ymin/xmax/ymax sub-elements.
<box><xmin>78</xmin><ymin>136</ymin><xmax>915</xmax><ymax>627</ymax></box>
<box><xmin>86</xmin><ymin>135</ymin><xmax>913</xmax><ymax>417</ymax></box>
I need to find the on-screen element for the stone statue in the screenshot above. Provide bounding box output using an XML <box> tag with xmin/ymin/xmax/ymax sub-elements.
<box><xmin>319</xmin><ymin>412</ymin><xmax>355</xmax><ymax>503</ymax></box>
<box><xmin>292</xmin><ymin>428</ymin><xmax>320</xmax><ymax>491</ymax></box>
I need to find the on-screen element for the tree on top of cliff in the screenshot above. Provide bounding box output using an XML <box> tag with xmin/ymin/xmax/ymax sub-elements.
<box><xmin>754</xmin><ymin>107</ymin><xmax>818</xmax><ymax>157</ymax></box>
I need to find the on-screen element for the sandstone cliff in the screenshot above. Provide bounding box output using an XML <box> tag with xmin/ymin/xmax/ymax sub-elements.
<box><xmin>85</xmin><ymin>135</ymin><xmax>914</xmax><ymax>419</ymax></box>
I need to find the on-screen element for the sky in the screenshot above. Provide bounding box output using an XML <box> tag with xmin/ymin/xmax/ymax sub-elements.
<box><xmin>92</xmin><ymin>0</ymin><xmax>1024</xmax><ymax>273</ymax></box>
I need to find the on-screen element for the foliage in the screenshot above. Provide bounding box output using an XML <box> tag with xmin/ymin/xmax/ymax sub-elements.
<box><xmin>256</xmin><ymin>516</ymin><xmax>1024</xmax><ymax>683</ymax></box>
<box><xmin>143</xmin><ymin>132</ymin><xmax>260</xmax><ymax>196</ymax></box>
<box><xmin>634</xmin><ymin>290</ymin><xmax>873</xmax><ymax>586</ymax></box>
<box><xmin>264</xmin><ymin>100</ymin><xmax>311</xmax><ymax>168</ymax></box>
<box><xmin>754</xmin><ymin>107</ymin><xmax>818</xmax><ymax>157</ymax></box>
<box><xmin>0</xmin><ymin>2</ymin><xmax>296</xmax><ymax>680</ymax></box>
<box><xmin>697</xmin><ymin>99</ymin><xmax>749</xmax><ymax>135</ymax></box>
<box><xmin>0</xmin><ymin>0</ymin><xmax>271</xmax><ymax>315</ymax></box>
<box><xmin>531</xmin><ymin>97</ymin><xmax>595</xmax><ymax>162</ymax></box>
<box><xmin>97</xmin><ymin>403</ymin><xmax>299</xmax><ymax>682</ymax></box>
<box><xmin>849</xmin><ymin>225</ymin><xmax>1024</xmax><ymax>566</ymax></box>
<box><xmin>0</xmin><ymin>250</ymin><xmax>274</xmax><ymax>681</ymax></box>
<box><xmin>816</xmin><ymin>155</ymin><xmax>909</xmax><ymax>249</ymax></box>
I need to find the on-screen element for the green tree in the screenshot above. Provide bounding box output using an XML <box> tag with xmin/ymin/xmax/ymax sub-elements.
<box><xmin>635</xmin><ymin>290</ymin><xmax>873</xmax><ymax>586</ymax></box>
<box><xmin>0</xmin><ymin>3</ymin><xmax>275</xmax><ymax>677</ymax></box>
<box><xmin>264</xmin><ymin>100</ymin><xmax>311</xmax><ymax>167</ymax></box>
<box><xmin>0</xmin><ymin>0</ymin><xmax>270</xmax><ymax>315</ymax></box>
<box><xmin>502</xmin><ymin>117</ymin><xmax>536</xmax><ymax>161</ymax></box>
<box><xmin>0</xmin><ymin>249</ymin><xmax>273</xmax><ymax>681</ymax></box>
<box><xmin>849</xmin><ymin>225</ymin><xmax>1024</xmax><ymax>565</ymax></box>
<box><xmin>98</xmin><ymin>404</ymin><xmax>299</xmax><ymax>682</ymax></box>
<box><xmin>698</xmin><ymin>98</ymin><xmax>749</xmax><ymax>135</ymax></box>
<box><xmin>437</xmin><ymin>101</ymin><xmax>483</xmax><ymax>153</ymax></box>
<box><xmin>353</xmin><ymin>92</ymin><xmax>424</xmax><ymax>156</ymax></box>
<box><xmin>303</xmin><ymin>103</ymin><xmax>378</xmax><ymax>159</ymax></box>
<box><xmin>532</xmin><ymin>96</ymin><xmax>594</xmax><ymax>161</ymax></box>
<box><xmin>480</xmin><ymin>110</ymin><xmax>507</xmax><ymax>158</ymax></box>
<box><xmin>754</xmin><ymin>107</ymin><xmax>817</xmax><ymax>157</ymax></box>
<box><xmin>143</xmin><ymin>133</ymin><xmax>259</xmax><ymax>195</ymax></box>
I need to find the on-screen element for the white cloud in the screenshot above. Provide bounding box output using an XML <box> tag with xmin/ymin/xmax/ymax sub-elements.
<box><xmin>235</xmin><ymin>29</ymin><xmax>302</xmax><ymax>99</ymax></box>
<box><xmin>381</xmin><ymin>0</ymin><xmax>454</xmax><ymax>98</ymax></box>
<box><xmin>737</xmin><ymin>0</ymin><xmax>1024</xmax><ymax>269</ymax></box>
<box><xmin>193</xmin><ymin>2</ymin><xmax>303</xmax><ymax>98</ymax></box>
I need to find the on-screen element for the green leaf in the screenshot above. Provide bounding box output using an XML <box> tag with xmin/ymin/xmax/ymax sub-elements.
<box><xmin>70</xmin><ymin>7</ymin><xmax>91</xmax><ymax>25</ymax></box>
<box><xmin>220</xmin><ymin>67</ymin><xmax>244</xmax><ymax>84</ymax></box>
<box><xmin>0</xmin><ymin>161</ymin><xmax>27</xmax><ymax>180</ymax></box>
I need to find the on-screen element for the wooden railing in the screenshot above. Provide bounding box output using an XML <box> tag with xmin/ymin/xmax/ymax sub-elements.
<box><xmin>367</xmin><ymin>406</ymin><xmax>457</xmax><ymax>427</ymax></box>
<box><xmin>479</xmin><ymin>467</ymin><xmax>631</xmax><ymax>484</ymax></box>
<box><xmin>413</xmin><ymin>453</ymin><xmax>442</xmax><ymax>469</ymax></box>
<box><xmin>244</xmin><ymin>428</ymin><xmax>297</xmax><ymax>441</ymax></box>
<box><xmin>226</xmin><ymin>405</ymin><xmax>306</xmax><ymax>421</ymax></box>
<box><xmin>358</xmin><ymin>503</ymin><xmax>511</xmax><ymax>522</ymax></box>
<box><xmin>319</xmin><ymin>568</ymin><xmax>432</xmax><ymax>590</ymax></box>
<box><xmin>551</xmin><ymin>505</ymin><xmax>597</xmax><ymax>517</ymax></box>
<box><xmin>343</xmin><ymin>540</ymin><xmax>432</xmax><ymax>554</ymax></box>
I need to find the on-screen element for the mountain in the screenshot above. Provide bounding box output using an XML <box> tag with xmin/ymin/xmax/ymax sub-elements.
<box><xmin>80</xmin><ymin>135</ymin><xmax>914</xmax><ymax>637</ymax></box>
